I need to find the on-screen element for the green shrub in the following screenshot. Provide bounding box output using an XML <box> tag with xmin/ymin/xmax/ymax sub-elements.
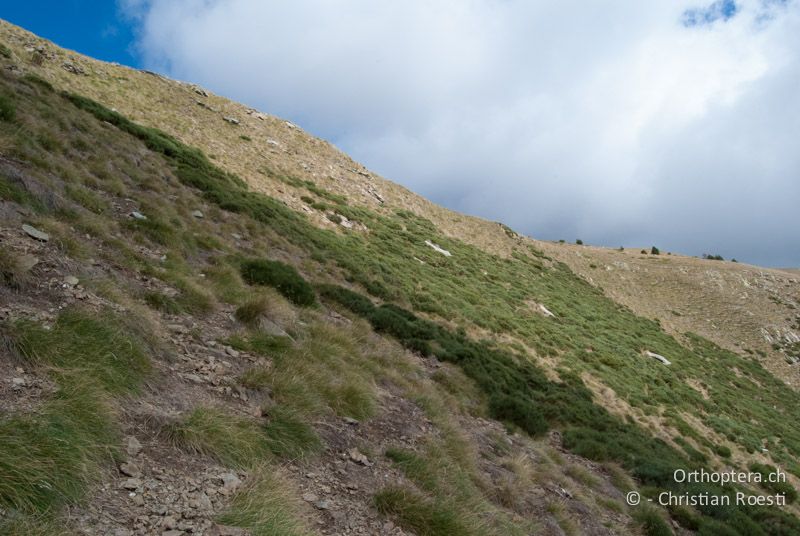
<box><xmin>632</xmin><ymin>506</ymin><xmax>672</xmax><ymax>536</ymax></box>
<box><xmin>240</xmin><ymin>259</ymin><xmax>315</xmax><ymax>306</ymax></box>
<box><xmin>0</xmin><ymin>93</ymin><xmax>15</xmax><ymax>121</ymax></box>
<box><xmin>714</xmin><ymin>445</ymin><xmax>731</xmax><ymax>458</ymax></box>
<box><xmin>651</xmin><ymin>246</ymin><xmax>660</xmax><ymax>255</ymax></box>
<box><xmin>576</xmin><ymin>239</ymin><xmax>583</xmax><ymax>245</ymax></box>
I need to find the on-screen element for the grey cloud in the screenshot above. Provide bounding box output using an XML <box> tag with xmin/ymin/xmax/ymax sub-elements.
<box><xmin>124</xmin><ymin>0</ymin><xmax>800</xmax><ymax>266</ymax></box>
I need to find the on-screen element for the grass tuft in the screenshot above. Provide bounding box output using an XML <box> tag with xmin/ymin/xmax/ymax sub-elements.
<box><xmin>164</xmin><ymin>408</ymin><xmax>271</xmax><ymax>469</ymax></box>
<box><xmin>216</xmin><ymin>464</ymin><xmax>311</xmax><ymax>536</ymax></box>
<box><xmin>374</xmin><ymin>486</ymin><xmax>472</xmax><ymax>536</ymax></box>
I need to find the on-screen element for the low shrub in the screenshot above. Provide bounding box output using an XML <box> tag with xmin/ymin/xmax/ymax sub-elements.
<box><xmin>240</xmin><ymin>259</ymin><xmax>315</xmax><ymax>306</ymax></box>
<box><xmin>0</xmin><ymin>93</ymin><xmax>15</xmax><ymax>122</ymax></box>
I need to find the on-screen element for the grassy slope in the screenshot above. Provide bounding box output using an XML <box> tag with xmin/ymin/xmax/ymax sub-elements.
<box><xmin>1</xmin><ymin>24</ymin><xmax>800</xmax><ymax>535</ymax></box>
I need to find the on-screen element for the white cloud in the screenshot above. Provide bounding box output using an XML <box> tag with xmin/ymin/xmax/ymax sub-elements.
<box><xmin>123</xmin><ymin>0</ymin><xmax>800</xmax><ymax>266</ymax></box>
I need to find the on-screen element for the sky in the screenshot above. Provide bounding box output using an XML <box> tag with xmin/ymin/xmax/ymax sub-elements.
<box><xmin>2</xmin><ymin>1</ymin><xmax>798</xmax><ymax>267</ymax></box>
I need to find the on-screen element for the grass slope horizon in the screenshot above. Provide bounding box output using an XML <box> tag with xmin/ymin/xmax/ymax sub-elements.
<box><xmin>1</xmin><ymin>19</ymin><xmax>800</xmax><ymax>535</ymax></box>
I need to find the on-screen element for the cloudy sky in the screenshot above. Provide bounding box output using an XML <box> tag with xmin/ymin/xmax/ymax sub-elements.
<box><xmin>8</xmin><ymin>1</ymin><xmax>799</xmax><ymax>266</ymax></box>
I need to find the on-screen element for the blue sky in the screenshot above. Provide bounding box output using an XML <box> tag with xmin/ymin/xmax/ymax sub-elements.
<box><xmin>2</xmin><ymin>1</ymin><xmax>799</xmax><ymax>267</ymax></box>
<box><xmin>0</xmin><ymin>1</ymin><xmax>138</xmax><ymax>66</ymax></box>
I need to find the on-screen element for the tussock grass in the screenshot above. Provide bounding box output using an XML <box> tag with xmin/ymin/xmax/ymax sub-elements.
<box><xmin>10</xmin><ymin>308</ymin><xmax>150</xmax><ymax>394</ymax></box>
<box><xmin>235</xmin><ymin>288</ymin><xmax>297</xmax><ymax>331</ymax></box>
<box><xmin>0</xmin><ymin>307</ymin><xmax>151</xmax><ymax>520</ymax></box>
<box><xmin>164</xmin><ymin>408</ymin><xmax>271</xmax><ymax>469</ymax></box>
<box><xmin>0</xmin><ymin>246</ymin><xmax>30</xmax><ymax>288</ymax></box>
<box><xmin>262</xmin><ymin>407</ymin><xmax>321</xmax><ymax>460</ymax></box>
<box><xmin>0</xmin><ymin>379</ymin><xmax>116</xmax><ymax>515</ymax></box>
<box><xmin>374</xmin><ymin>486</ymin><xmax>472</xmax><ymax>536</ymax></box>
<box><xmin>216</xmin><ymin>464</ymin><xmax>312</xmax><ymax>536</ymax></box>
<box><xmin>241</xmin><ymin>321</ymin><xmax>377</xmax><ymax>422</ymax></box>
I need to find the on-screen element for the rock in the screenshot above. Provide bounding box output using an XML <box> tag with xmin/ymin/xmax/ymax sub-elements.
<box><xmin>314</xmin><ymin>499</ymin><xmax>331</xmax><ymax>510</ymax></box>
<box><xmin>224</xmin><ymin>346</ymin><xmax>240</xmax><ymax>358</ymax></box>
<box><xmin>231</xmin><ymin>233</ymin><xmax>242</xmax><ymax>240</ymax></box>
<box><xmin>220</xmin><ymin>472</ymin><xmax>242</xmax><ymax>491</ymax></box>
<box><xmin>113</xmin><ymin>529</ymin><xmax>133</xmax><ymax>536</ymax></box>
<box><xmin>162</xmin><ymin>516</ymin><xmax>178</xmax><ymax>529</ymax></box>
<box><xmin>644</xmin><ymin>350</ymin><xmax>671</xmax><ymax>365</ymax></box>
<box><xmin>207</xmin><ymin>525</ymin><xmax>247</xmax><ymax>536</ymax></box>
<box><xmin>223</xmin><ymin>116</ymin><xmax>240</xmax><ymax>125</ymax></box>
<box><xmin>62</xmin><ymin>61</ymin><xmax>86</xmax><ymax>75</ymax></box>
<box><xmin>284</xmin><ymin>121</ymin><xmax>298</xmax><ymax>129</ymax></box>
<box><xmin>266</xmin><ymin>139</ymin><xmax>280</xmax><ymax>147</ymax></box>
<box><xmin>64</xmin><ymin>275</ymin><xmax>79</xmax><ymax>287</ymax></box>
<box><xmin>348</xmin><ymin>448</ymin><xmax>371</xmax><ymax>466</ymax></box>
<box><xmin>129</xmin><ymin>211</ymin><xmax>147</xmax><ymax>220</ymax></box>
<box><xmin>22</xmin><ymin>224</ymin><xmax>49</xmax><ymax>242</ymax></box>
<box><xmin>538</xmin><ymin>303</ymin><xmax>555</xmax><ymax>318</ymax></box>
<box><xmin>193</xmin><ymin>86</ymin><xmax>208</xmax><ymax>97</ymax></box>
<box><xmin>125</xmin><ymin>435</ymin><xmax>143</xmax><ymax>457</ymax></box>
<box><xmin>161</xmin><ymin>531</ymin><xmax>183</xmax><ymax>536</ymax></box>
<box><xmin>119</xmin><ymin>462</ymin><xmax>141</xmax><ymax>477</ymax></box>
<box><xmin>302</xmin><ymin>492</ymin><xmax>319</xmax><ymax>503</ymax></box>
<box><xmin>424</xmin><ymin>240</ymin><xmax>451</xmax><ymax>257</ymax></box>
<box><xmin>191</xmin><ymin>210</ymin><xmax>204</xmax><ymax>219</ymax></box>
<box><xmin>343</xmin><ymin>417</ymin><xmax>359</xmax><ymax>426</ymax></box>
<box><xmin>121</xmin><ymin>478</ymin><xmax>142</xmax><ymax>490</ymax></box>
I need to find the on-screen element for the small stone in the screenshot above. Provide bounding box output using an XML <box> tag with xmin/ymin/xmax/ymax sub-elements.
<box><xmin>220</xmin><ymin>472</ymin><xmax>241</xmax><ymax>490</ymax></box>
<box><xmin>161</xmin><ymin>531</ymin><xmax>183</xmax><ymax>536</ymax></box>
<box><xmin>114</xmin><ymin>529</ymin><xmax>134</xmax><ymax>536</ymax></box>
<box><xmin>191</xmin><ymin>210</ymin><xmax>204</xmax><ymax>219</ymax></box>
<box><xmin>129</xmin><ymin>211</ymin><xmax>147</xmax><ymax>220</ymax></box>
<box><xmin>206</xmin><ymin>525</ymin><xmax>247</xmax><ymax>536</ymax></box>
<box><xmin>343</xmin><ymin>416</ymin><xmax>359</xmax><ymax>426</ymax></box>
<box><xmin>119</xmin><ymin>462</ymin><xmax>141</xmax><ymax>477</ymax></box>
<box><xmin>125</xmin><ymin>436</ymin><xmax>142</xmax><ymax>457</ymax></box>
<box><xmin>302</xmin><ymin>492</ymin><xmax>319</xmax><ymax>503</ymax></box>
<box><xmin>22</xmin><ymin>224</ymin><xmax>49</xmax><ymax>242</ymax></box>
<box><xmin>231</xmin><ymin>233</ymin><xmax>242</xmax><ymax>240</ymax></box>
<box><xmin>131</xmin><ymin>494</ymin><xmax>145</xmax><ymax>506</ymax></box>
<box><xmin>64</xmin><ymin>276</ymin><xmax>79</xmax><ymax>287</ymax></box>
<box><xmin>314</xmin><ymin>499</ymin><xmax>331</xmax><ymax>510</ymax></box>
<box><xmin>11</xmin><ymin>377</ymin><xmax>26</xmax><ymax>387</ymax></box>
<box><xmin>223</xmin><ymin>116</ymin><xmax>240</xmax><ymax>125</ymax></box>
<box><xmin>121</xmin><ymin>478</ymin><xmax>142</xmax><ymax>490</ymax></box>
<box><xmin>224</xmin><ymin>346</ymin><xmax>240</xmax><ymax>358</ymax></box>
<box><xmin>162</xmin><ymin>516</ymin><xmax>178</xmax><ymax>529</ymax></box>
<box><xmin>348</xmin><ymin>448</ymin><xmax>370</xmax><ymax>466</ymax></box>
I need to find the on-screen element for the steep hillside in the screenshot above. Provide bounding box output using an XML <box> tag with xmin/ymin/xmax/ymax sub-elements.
<box><xmin>2</xmin><ymin>19</ymin><xmax>800</xmax><ymax>536</ymax></box>
<box><xmin>538</xmin><ymin>243</ymin><xmax>800</xmax><ymax>388</ymax></box>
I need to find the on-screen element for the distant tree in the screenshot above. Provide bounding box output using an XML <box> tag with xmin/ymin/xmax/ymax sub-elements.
<box><xmin>576</xmin><ymin>239</ymin><xmax>583</xmax><ymax>245</ymax></box>
<box><xmin>651</xmin><ymin>246</ymin><xmax>660</xmax><ymax>255</ymax></box>
<box><xmin>641</xmin><ymin>249</ymin><xmax>647</xmax><ymax>254</ymax></box>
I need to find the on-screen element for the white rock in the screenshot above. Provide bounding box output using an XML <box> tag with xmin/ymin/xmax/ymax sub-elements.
<box><xmin>22</xmin><ymin>224</ymin><xmax>49</xmax><ymax>242</ymax></box>
<box><xmin>644</xmin><ymin>350</ymin><xmax>671</xmax><ymax>365</ymax></box>
<box><xmin>129</xmin><ymin>211</ymin><xmax>147</xmax><ymax>220</ymax></box>
<box><xmin>192</xmin><ymin>210</ymin><xmax>204</xmax><ymax>219</ymax></box>
<box><xmin>424</xmin><ymin>240</ymin><xmax>452</xmax><ymax>257</ymax></box>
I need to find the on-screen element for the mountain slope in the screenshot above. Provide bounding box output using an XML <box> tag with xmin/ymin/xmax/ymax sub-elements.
<box><xmin>1</xmin><ymin>19</ymin><xmax>800</xmax><ymax>536</ymax></box>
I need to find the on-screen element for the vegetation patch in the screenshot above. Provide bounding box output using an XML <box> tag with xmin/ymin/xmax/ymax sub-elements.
<box><xmin>240</xmin><ymin>259</ymin><xmax>315</xmax><ymax>306</ymax></box>
<box><xmin>164</xmin><ymin>408</ymin><xmax>271</xmax><ymax>469</ymax></box>
<box><xmin>216</xmin><ymin>465</ymin><xmax>312</xmax><ymax>536</ymax></box>
<box><xmin>374</xmin><ymin>486</ymin><xmax>472</xmax><ymax>536</ymax></box>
